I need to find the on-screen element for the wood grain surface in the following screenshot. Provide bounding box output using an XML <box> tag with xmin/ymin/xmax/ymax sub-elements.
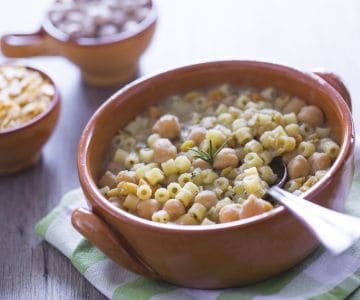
<box><xmin>0</xmin><ymin>0</ymin><xmax>359</xmax><ymax>299</ymax></box>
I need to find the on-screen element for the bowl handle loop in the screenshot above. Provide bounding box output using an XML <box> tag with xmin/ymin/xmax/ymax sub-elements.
<box><xmin>71</xmin><ymin>208</ymin><xmax>159</xmax><ymax>279</ymax></box>
<box><xmin>1</xmin><ymin>29</ymin><xmax>54</xmax><ymax>57</ymax></box>
<box><xmin>313</xmin><ymin>70</ymin><xmax>352</xmax><ymax>112</ymax></box>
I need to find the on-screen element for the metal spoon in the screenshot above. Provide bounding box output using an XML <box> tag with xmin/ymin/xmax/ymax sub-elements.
<box><xmin>268</xmin><ymin>157</ymin><xmax>360</xmax><ymax>255</ymax></box>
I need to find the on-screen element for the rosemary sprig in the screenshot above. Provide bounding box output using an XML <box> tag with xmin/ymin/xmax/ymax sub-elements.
<box><xmin>190</xmin><ymin>138</ymin><xmax>229</xmax><ymax>164</ymax></box>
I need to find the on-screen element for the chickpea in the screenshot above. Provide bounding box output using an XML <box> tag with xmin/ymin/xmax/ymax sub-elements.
<box><xmin>163</xmin><ymin>199</ymin><xmax>186</xmax><ymax>220</ymax></box>
<box><xmin>194</xmin><ymin>190</ymin><xmax>218</xmax><ymax>210</ymax></box>
<box><xmin>98</xmin><ymin>171</ymin><xmax>117</xmax><ymax>189</ymax></box>
<box><xmin>108</xmin><ymin>196</ymin><xmax>124</xmax><ymax>208</ymax></box>
<box><xmin>287</xmin><ymin>155</ymin><xmax>310</xmax><ymax>179</ymax></box>
<box><xmin>152</xmin><ymin>114</ymin><xmax>181</xmax><ymax>140</ymax></box>
<box><xmin>282</xmin><ymin>97</ymin><xmax>306</xmax><ymax>114</ymax></box>
<box><xmin>219</xmin><ymin>204</ymin><xmax>241</xmax><ymax>223</ymax></box>
<box><xmin>238</xmin><ymin>195</ymin><xmax>272</xmax><ymax>219</ymax></box>
<box><xmin>137</xmin><ymin>199</ymin><xmax>161</xmax><ymax>220</ymax></box>
<box><xmin>115</xmin><ymin>170</ymin><xmax>137</xmax><ymax>184</ymax></box>
<box><xmin>192</xmin><ymin>158</ymin><xmax>211</xmax><ymax>169</ymax></box>
<box><xmin>175</xmin><ymin>214</ymin><xmax>198</xmax><ymax>225</ymax></box>
<box><xmin>213</xmin><ymin>148</ymin><xmax>239</xmax><ymax>169</ymax></box>
<box><xmin>188</xmin><ymin>126</ymin><xmax>207</xmax><ymax>145</ymax></box>
<box><xmin>309</xmin><ymin>152</ymin><xmax>332</xmax><ymax>173</ymax></box>
<box><xmin>148</xmin><ymin>106</ymin><xmax>162</xmax><ymax>120</ymax></box>
<box><xmin>152</xmin><ymin>138</ymin><xmax>177</xmax><ymax>163</ymax></box>
<box><xmin>297</xmin><ymin>105</ymin><xmax>324</xmax><ymax>127</ymax></box>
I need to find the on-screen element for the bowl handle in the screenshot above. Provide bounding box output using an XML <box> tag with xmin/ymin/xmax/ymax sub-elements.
<box><xmin>71</xmin><ymin>207</ymin><xmax>159</xmax><ymax>279</ymax></box>
<box><xmin>313</xmin><ymin>70</ymin><xmax>352</xmax><ymax>111</ymax></box>
<box><xmin>1</xmin><ymin>29</ymin><xmax>55</xmax><ymax>57</ymax></box>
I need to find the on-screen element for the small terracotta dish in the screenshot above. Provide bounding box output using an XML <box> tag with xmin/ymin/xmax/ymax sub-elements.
<box><xmin>0</xmin><ymin>2</ymin><xmax>157</xmax><ymax>87</ymax></box>
<box><xmin>0</xmin><ymin>65</ymin><xmax>60</xmax><ymax>175</ymax></box>
<box><xmin>73</xmin><ymin>61</ymin><xmax>355</xmax><ymax>288</ymax></box>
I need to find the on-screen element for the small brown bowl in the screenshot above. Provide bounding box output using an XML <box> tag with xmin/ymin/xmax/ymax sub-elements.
<box><xmin>73</xmin><ymin>61</ymin><xmax>355</xmax><ymax>288</ymax></box>
<box><xmin>0</xmin><ymin>2</ymin><xmax>157</xmax><ymax>87</ymax></box>
<box><xmin>0</xmin><ymin>65</ymin><xmax>60</xmax><ymax>175</ymax></box>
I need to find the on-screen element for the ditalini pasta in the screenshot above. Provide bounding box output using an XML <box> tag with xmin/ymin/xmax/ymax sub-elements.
<box><xmin>98</xmin><ymin>85</ymin><xmax>339</xmax><ymax>225</ymax></box>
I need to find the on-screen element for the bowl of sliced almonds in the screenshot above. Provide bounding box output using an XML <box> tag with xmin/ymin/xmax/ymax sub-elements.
<box><xmin>0</xmin><ymin>64</ymin><xmax>60</xmax><ymax>174</ymax></box>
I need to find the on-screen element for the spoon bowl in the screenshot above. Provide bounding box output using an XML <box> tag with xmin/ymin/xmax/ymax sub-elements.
<box><xmin>269</xmin><ymin>156</ymin><xmax>288</xmax><ymax>188</ymax></box>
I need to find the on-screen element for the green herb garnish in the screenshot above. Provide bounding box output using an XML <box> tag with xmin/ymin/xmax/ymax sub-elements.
<box><xmin>190</xmin><ymin>139</ymin><xmax>229</xmax><ymax>164</ymax></box>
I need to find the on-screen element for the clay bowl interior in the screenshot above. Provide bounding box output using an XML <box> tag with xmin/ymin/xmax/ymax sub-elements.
<box><xmin>78</xmin><ymin>61</ymin><xmax>354</xmax><ymax>288</ymax></box>
<box><xmin>0</xmin><ymin>65</ymin><xmax>60</xmax><ymax>174</ymax></box>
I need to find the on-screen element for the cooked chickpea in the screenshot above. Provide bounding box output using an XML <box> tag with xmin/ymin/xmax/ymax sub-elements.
<box><xmin>309</xmin><ymin>152</ymin><xmax>332</xmax><ymax>173</ymax></box>
<box><xmin>99</xmin><ymin>171</ymin><xmax>117</xmax><ymax>189</ymax></box>
<box><xmin>152</xmin><ymin>138</ymin><xmax>177</xmax><ymax>163</ymax></box>
<box><xmin>192</xmin><ymin>158</ymin><xmax>211</xmax><ymax>169</ymax></box>
<box><xmin>115</xmin><ymin>170</ymin><xmax>137</xmax><ymax>184</ymax></box>
<box><xmin>152</xmin><ymin>114</ymin><xmax>181</xmax><ymax>140</ymax></box>
<box><xmin>188</xmin><ymin>126</ymin><xmax>207</xmax><ymax>145</ymax></box>
<box><xmin>282</xmin><ymin>97</ymin><xmax>306</xmax><ymax>114</ymax></box>
<box><xmin>108</xmin><ymin>196</ymin><xmax>124</xmax><ymax>208</ymax></box>
<box><xmin>194</xmin><ymin>190</ymin><xmax>218</xmax><ymax>210</ymax></box>
<box><xmin>213</xmin><ymin>148</ymin><xmax>239</xmax><ymax>169</ymax></box>
<box><xmin>287</xmin><ymin>155</ymin><xmax>310</xmax><ymax>179</ymax></box>
<box><xmin>238</xmin><ymin>195</ymin><xmax>273</xmax><ymax>219</ymax></box>
<box><xmin>137</xmin><ymin>199</ymin><xmax>161</xmax><ymax>220</ymax></box>
<box><xmin>219</xmin><ymin>204</ymin><xmax>241</xmax><ymax>223</ymax></box>
<box><xmin>163</xmin><ymin>199</ymin><xmax>186</xmax><ymax>220</ymax></box>
<box><xmin>175</xmin><ymin>214</ymin><xmax>198</xmax><ymax>225</ymax></box>
<box><xmin>297</xmin><ymin>105</ymin><xmax>324</xmax><ymax>127</ymax></box>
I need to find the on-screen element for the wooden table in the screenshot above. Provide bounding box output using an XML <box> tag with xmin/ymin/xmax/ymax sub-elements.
<box><xmin>0</xmin><ymin>0</ymin><xmax>359</xmax><ymax>299</ymax></box>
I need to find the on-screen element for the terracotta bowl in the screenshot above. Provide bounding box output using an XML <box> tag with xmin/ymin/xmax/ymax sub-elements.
<box><xmin>0</xmin><ymin>3</ymin><xmax>157</xmax><ymax>87</ymax></box>
<box><xmin>73</xmin><ymin>61</ymin><xmax>355</xmax><ymax>289</ymax></box>
<box><xmin>0</xmin><ymin>65</ymin><xmax>60</xmax><ymax>175</ymax></box>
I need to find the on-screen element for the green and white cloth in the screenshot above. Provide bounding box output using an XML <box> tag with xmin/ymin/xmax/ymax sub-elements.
<box><xmin>36</xmin><ymin>139</ymin><xmax>360</xmax><ymax>300</ymax></box>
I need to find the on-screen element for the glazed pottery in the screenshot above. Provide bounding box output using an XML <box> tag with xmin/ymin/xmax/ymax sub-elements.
<box><xmin>0</xmin><ymin>3</ymin><xmax>157</xmax><ymax>87</ymax></box>
<box><xmin>73</xmin><ymin>61</ymin><xmax>355</xmax><ymax>288</ymax></box>
<box><xmin>0</xmin><ymin>66</ymin><xmax>60</xmax><ymax>175</ymax></box>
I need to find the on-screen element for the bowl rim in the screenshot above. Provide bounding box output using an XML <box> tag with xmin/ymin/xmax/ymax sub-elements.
<box><xmin>0</xmin><ymin>64</ymin><xmax>60</xmax><ymax>136</ymax></box>
<box><xmin>41</xmin><ymin>0</ymin><xmax>157</xmax><ymax>47</ymax></box>
<box><xmin>78</xmin><ymin>60</ymin><xmax>355</xmax><ymax>233</ymax></box>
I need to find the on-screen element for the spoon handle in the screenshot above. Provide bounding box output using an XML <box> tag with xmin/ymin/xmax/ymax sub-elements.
<box><xmin>268</xmin><ymin>186</ymin><xmax>360</xmax><ymax>255</ymax></box>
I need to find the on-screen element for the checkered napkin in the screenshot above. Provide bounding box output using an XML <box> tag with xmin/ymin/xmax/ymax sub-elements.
<box><xmin>36</xmin><ymin>139</ymin><xmax>360</xmax><ymax>300</ymax></box>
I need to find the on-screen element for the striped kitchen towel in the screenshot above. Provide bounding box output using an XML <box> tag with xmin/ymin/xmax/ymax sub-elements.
<box><xmin>36</xmin><ymin>141</ymin><xmax>360</xmax><ymax>300</ymax></box>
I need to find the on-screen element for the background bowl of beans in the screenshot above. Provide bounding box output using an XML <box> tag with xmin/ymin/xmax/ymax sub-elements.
<box><xmin>1</xmin><ymin>0</ymin><xmax>157</xmax><ymax>87</ymax></box>
<box><xmin>0</xmin><ymin>64</ymin><xmax>60</xmax><ymax>174</ymax></box>
<box><xmin>73</xmin><ymin>61</ymin><xmax>354</xmax><ymax>288</ymax></box>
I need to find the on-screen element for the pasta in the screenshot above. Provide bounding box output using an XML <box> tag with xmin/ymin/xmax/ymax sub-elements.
<box><xmin>98</xmin><ymin>85</ymin><xmax>340</xmax><ymax>225</ymax></box>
